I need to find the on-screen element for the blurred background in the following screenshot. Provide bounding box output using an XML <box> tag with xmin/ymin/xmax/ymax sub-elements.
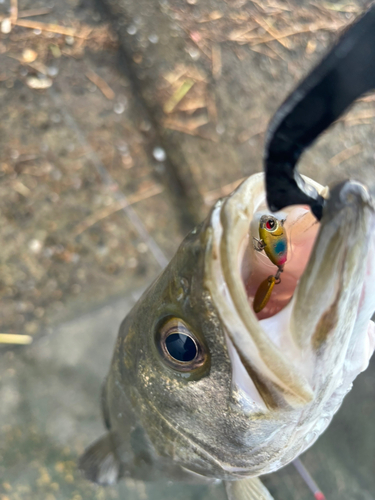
<box><xmin>0</xmin><ymin>0</ymin><xmax>374</xmax><ymax>499</ymax></box>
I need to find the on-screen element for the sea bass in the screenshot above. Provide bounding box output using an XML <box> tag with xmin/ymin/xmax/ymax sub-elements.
<box><xmin>80</xmin><ymin>174</ymin><xmax>375</xmax><ymax>499</ymax></box>
<box><xmin>79</xmin><ymin>7</ymin><xmax>375</xmax><ymax>500</ymax></box>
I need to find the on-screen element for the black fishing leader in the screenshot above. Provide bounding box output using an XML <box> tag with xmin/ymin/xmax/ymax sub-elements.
<box><xmin>264</xmin><ymin>5</ymin><xmax>375</xmax><ymax>221</ymax></box>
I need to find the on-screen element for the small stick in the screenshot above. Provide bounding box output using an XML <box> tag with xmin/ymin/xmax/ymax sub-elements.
<box><xmin>329</xmin><ymin>143</ymin><xmax>362</xmax><ymax>167</ymax></box>
<box><xmin>342</xmin><ymin>110</ymin><xmax>375</xmax><ymax>124</ymax></box>
<box><xmin>203</xmin><ymin>177</ymin><xmax>245</xmax><ymax>205</ymax></box>
<box><xmin>163</xmin><ymin>114</ymin><xmax>209</xmax><ymax>132</ymax></box>
<box><xmin>74</xmin><ymin>184</ymin><xmax>164</xmax><ymax>236</ymax></box>
<box><xmin>18</xmin><ymin>8</ymin><xmax>52</xmax><ymax>19</ymax></box>
<box><xmin>0</xmin><ymin>334</ymin><xmax>33</xmax><ymax>345</ymax></box>
<box><xmin>85</xmin><ymin>70</ymin><xmax>115</xmax><ymax>100</ymax></box>
<box><xmin>14</xmin><ymin>19</ymin><xmax>77</xmax><ymax>37</ymax></box>
<box><xmin>163</xmin><ymin>79</ymin><xmax>195</xmax><ymax>114</ymax></box>
<box><xmin>10</xmin><ymin>0</ymin><xmax>18</xmax><ymax>24</ymax></box>
<box><xmin>253</xmin><ymin>15</ymin><xmax>291</xmax><ymax>49</ymax></box>
<box><xmin>248</xmin><ymin>21</ymin><xmax>346</xmax><ymax>46</ymax></box>
<box><xmin>212</xmin><ymin>44</ymin><xmax>222</xmax><ymax>78</ymax></box>
<box><xmin>293</xmin><ymin>458</ymin><xmax>326</xmax><ymax>500</ymax></box>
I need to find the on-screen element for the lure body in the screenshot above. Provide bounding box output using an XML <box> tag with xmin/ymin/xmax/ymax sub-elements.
<box><xmin>258</xmin><ymin>215</ymin><xmax>287</xmax><ymax>267</ymax></box>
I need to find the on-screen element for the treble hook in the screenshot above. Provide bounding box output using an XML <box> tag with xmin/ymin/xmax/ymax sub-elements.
<box><xmin>264</xmin><ymin>6</ymin><xmax>375</xmax><ymax>221</ymax></box>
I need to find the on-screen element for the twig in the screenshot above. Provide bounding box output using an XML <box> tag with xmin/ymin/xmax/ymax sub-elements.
<box><xmin>212</xmin><ymin>44</ymin><xmax>222</xmax><ymax>78</ymax></box>
<box><xmin>203</xmin><ymin>177</ymin><xmax>245</xmax><ymax>205</ymax></box>
<box><xmin>18</xmin><ymin>8</ymin><xmax>52</xmax><ymax>19</ymax></box>
<box><xmin>250</xmin><ymin>44</ymin><xmax>279</xmax><ymax>59</ymax></box>
<box><xmin>237</xmin><ymin>120</ymin><xmax>268</xmax><ymax>143</ymax></box>
<box><xmin>329</xmin><ymin>143</ymin><xmax>362</xmax><ymax>167</ymax></box>
<box><xmin>163</xmin><ymin>79</ymin><xmax>195</xmax><ymax>114</ymax></box>
<box><xmin>342</xmin><ymin>110</ymin><xmax>375</xmax><ymax>125</ymax></box>
<box><xmin>73</xmin><ymin>184</ymin><xmax>164</xmax><ymax>236</ymax></box>
<box><xmin>12</xmin><ymin>180</ymin><xmax>31</xmax><ymax>196</ymax></box>
<box><xmin>177</xmin><ymin>96</ymin><xmax>206</xmax><ymax>112</ymax></box>
<box><xmin>0</xmin><ymin>334</ymin><xmax>33</xmax><ymax>345</ymax></box>
<box><xmin>206</xmin><ymin>94</ymin><xmax>218</xmax><ymax>123</ymax></box>
<box><xmin>14</xmin><ymin>19</ymin><xmax>80</xmax><ymax>38</ymax></box>
<box><xmin>253</xmin><ymin>15</ymin><xmax>291</xmax><ymax>49</ymax></box>
<box><xmin>85</xmin><ymin>70</ymin><xmax>115</xmax><ymax>100</ymax></box>
<box><xmin>313</xmin><ymin>1</ymin><xmax>359</xmax><ymax>14</ymax></box>
<box><xmin>163</xmin><ymin>115</ymin><xmax>210</xmax><ymax>132</ymax></box>
<box><xmin>163</xmin><ymin>118</ymin><xmax>218</xmax><ymax>141</ymax></box>
<box><xmin>10</xmin><ymin>0</ymin><xmax>18</xmax><ymax>24</ymax></box>
<box><xmin>248</xmin><ymin>20</ymin><xmax>347</xmax><ymax>46</ymax></box>
<box><xmin>358</xmin><ymin>94</ymin><xmax>375</xmax><ymax>103</ymax></box>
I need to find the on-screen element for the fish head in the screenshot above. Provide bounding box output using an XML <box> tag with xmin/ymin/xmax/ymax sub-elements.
<box><xmin>109</xmin><ymin>173</ymin><xmax>375</xmax><ymax>480</ymax></box>
<box><xmin>110</xmin><ymin>212</ymin><xmax>236</xmax><ymax>478</ymax></box>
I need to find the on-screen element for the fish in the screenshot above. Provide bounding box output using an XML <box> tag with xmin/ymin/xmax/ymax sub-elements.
<box><xmin>79</xmin><ymin>173</ymin><xmax>375</xmax><ymax>500</ymax></box>
<box><xmin>79</xmin><ymin>7</ymin><xmax>375</xmax><ymax>500</ymax></box>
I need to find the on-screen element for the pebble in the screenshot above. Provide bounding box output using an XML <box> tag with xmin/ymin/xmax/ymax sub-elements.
<box><xmin>152</xmin><ymin>146</ymin><xmax>166</xmax><ymax>162</ymax></box>
<box><xmin>127</xmin><ymin>257</ymin><xmax>138</xmax><ymax>268</ymax></box>
<box><xmin>1</xmin><ymin>18</ymin><xmax>11</xmax><ymax>34</ymax></box>
<box><xmin>47</xmin><ymin>66</ymin><xmax>59</xmax><ymax>77</ymax></box>
<box><xmin>216</xmin><ymin>123</ymin><xmax>225</xmax><ymax>135</ymax></box>
<box><xmin>22</xmin><ymin>49</ymin><xmax>38</xmax><ymax>63</ymax></box>
<box><xmin>117</xmin><ymin>142</ymin><xmax>129</xmax><ymax>154</ymax></box>
<box><xmin>188</xmin><ymin>47</ymin><xmax>200</xmax><ymax>60</ymax></box>
<box><xmin>137</xmin><ymin>242</ymin><xmax>148</xmax><ymax>253</ymax></box>
<box><xmin>114</xmin><ymin>102</ymin><xmax>126</xmax><ymax>114</ymax></box>
<box><xmin>28</xmin><ymin>239</ymin><xmax>43</xmax><ymax>254</ymax></box>
<box><xmin>148</xmin><ymin>34</ymin><xmax>159</xmax><ymax>44</ymax></box>
<box><xmin>26</xmin><ymin>76</ymin><xmax>53</xmax><ymax>90</ymax></box>
<box><xmin>127</xmin><ymin>25</ymin><xmax>137</xmax><ymax>35</ymax></box>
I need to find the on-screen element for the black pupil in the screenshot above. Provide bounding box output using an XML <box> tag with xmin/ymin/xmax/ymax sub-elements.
<box><xmin>268</xmin><ymin>219</ymin><xmax>275</xmax><ymax>228</ymax></box>
<box><xmin>165</xmin><ymin>333</ymin><xmax>197</xmax><ymax>362</ymax></box>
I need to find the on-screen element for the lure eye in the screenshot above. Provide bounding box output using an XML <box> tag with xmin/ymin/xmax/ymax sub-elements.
<box><xmin>156</xmin><ymin>318</ymin><xmax>208</xmax><ymax>372</ymax></box>
<box><xmin>266</xmin><ymin>219</ymin><xmax>276</xmax><ymax>231</ymax></box>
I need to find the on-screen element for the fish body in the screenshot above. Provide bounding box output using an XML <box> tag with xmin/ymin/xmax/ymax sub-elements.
<box><xmin>80</xmin><ymin>173</ymin><xmax>375</xmax><ymax>499</ymax></box>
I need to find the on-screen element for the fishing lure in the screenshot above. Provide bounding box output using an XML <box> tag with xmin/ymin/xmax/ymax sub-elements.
<box><xmin>253</xmin><ymin>215</ymin><xmax>287</xmax><ymax>313</ymax></box>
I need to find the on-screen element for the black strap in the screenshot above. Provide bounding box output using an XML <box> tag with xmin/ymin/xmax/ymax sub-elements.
<box><xmin>265</xmin><ymin>5</ymin><xmax>375</xmax><ymax>220</ymax></box>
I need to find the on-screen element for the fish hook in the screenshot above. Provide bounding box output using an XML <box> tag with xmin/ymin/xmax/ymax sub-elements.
<box><xmin>264</xmin><ymin>5</ymin><xmax>375</xmax><ymax>221</ymax></box>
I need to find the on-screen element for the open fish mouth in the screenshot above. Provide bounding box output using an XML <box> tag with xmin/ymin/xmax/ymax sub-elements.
<box><xmin>206</xmin><ymin>173</ymin><xmax>375</xmax><ymax>413</ymax></box>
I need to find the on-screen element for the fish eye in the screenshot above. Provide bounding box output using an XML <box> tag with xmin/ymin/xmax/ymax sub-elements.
<box><xmin>165</xmin><ymin>333</ymin><xmax>197</xmax><ymax>362</ymax></box>
<box><xmin>156</xmin><ymin>318</ymin><xmax>208</xmax><ymax>372</ymax></box>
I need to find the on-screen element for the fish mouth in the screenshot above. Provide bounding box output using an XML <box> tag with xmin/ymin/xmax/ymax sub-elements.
<box><xmin>205</xmin><ymin>173</ymin><xmax>375</xmax><ymax>410</ymax></box>
<box><xmin>244</xmin><ymin>199</ymin><xmax>318</xmax><ymax>321</ymax></box>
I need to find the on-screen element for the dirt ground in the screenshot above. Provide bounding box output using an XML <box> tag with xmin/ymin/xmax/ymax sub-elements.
<box><xmin>0</xmin><ymin>0</ymin><xmax>375</xmax><ymax>499</ymax></box>
<box><xmin>0</xmin><ymin>0</ymin><xmax>187</xmax><ymax>340</ymax></box>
